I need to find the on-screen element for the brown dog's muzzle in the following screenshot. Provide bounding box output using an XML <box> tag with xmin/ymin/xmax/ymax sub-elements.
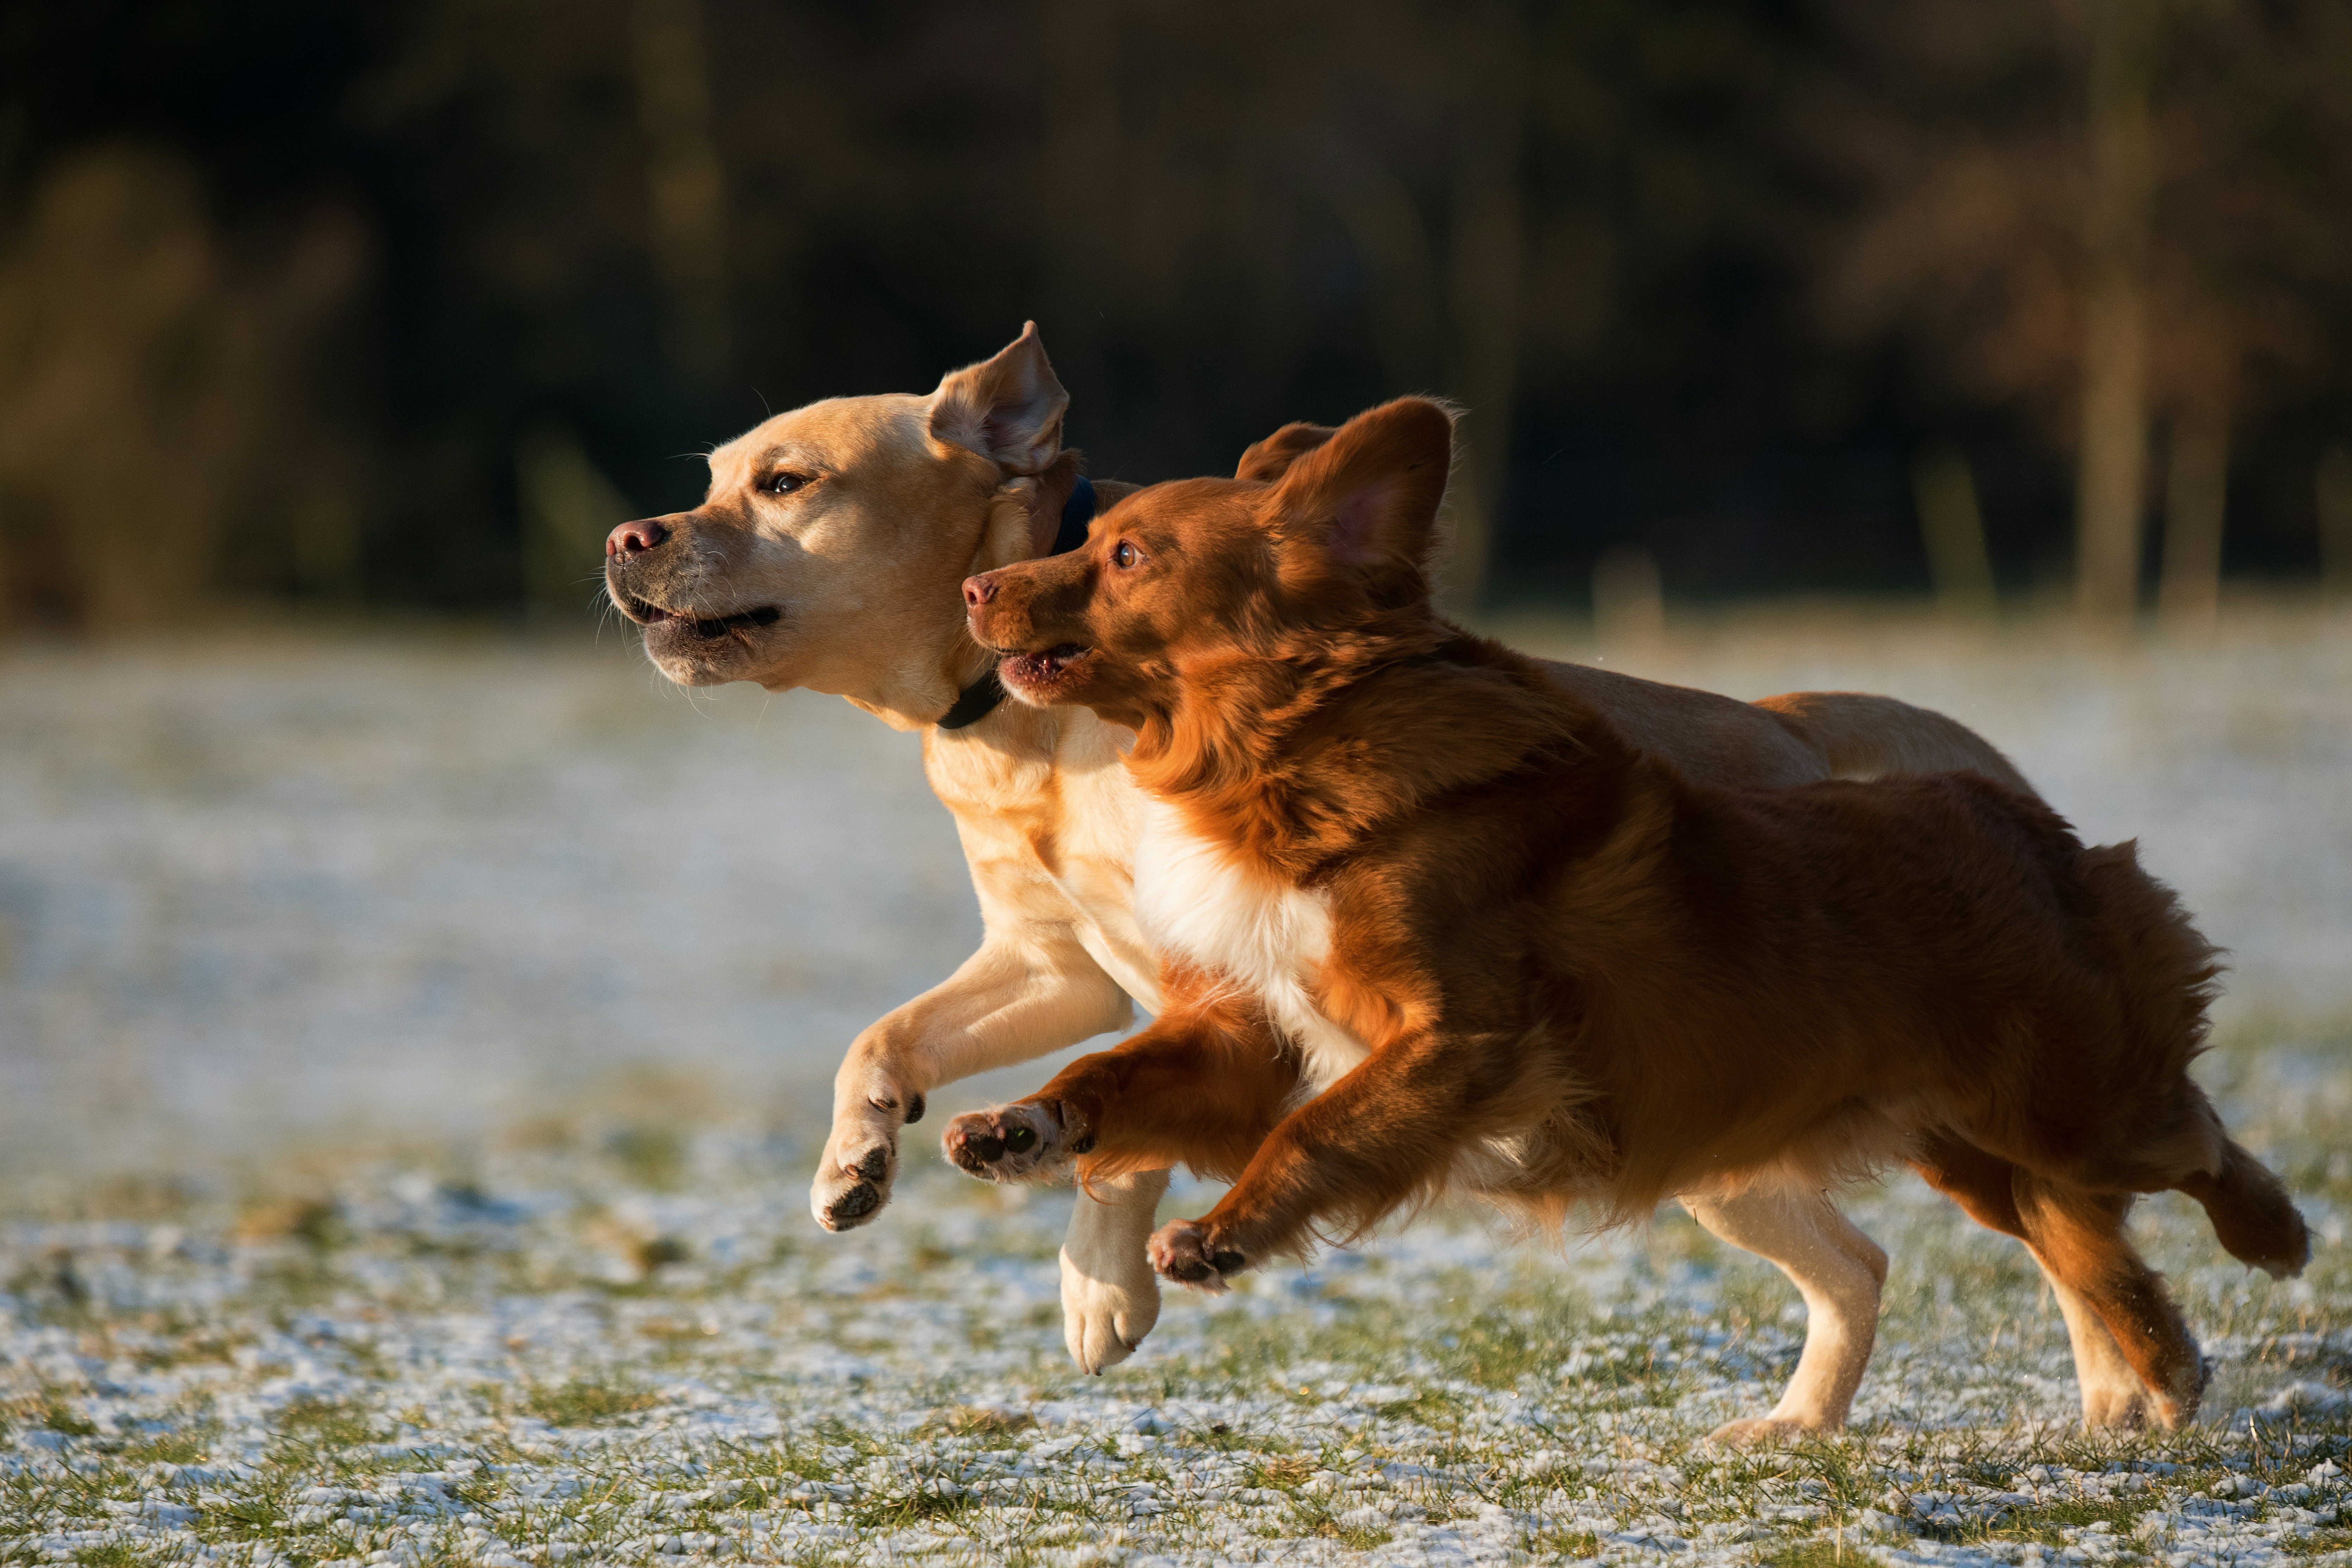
<box><xmin>965</xmin><ymin>556</ymin><xmax>1102</xmax><ymax>704</ymax></box>
<box><xmin>963</xmin><ymin>554</ymin><xmax>1092</xmax><ymax>654</ymax></box>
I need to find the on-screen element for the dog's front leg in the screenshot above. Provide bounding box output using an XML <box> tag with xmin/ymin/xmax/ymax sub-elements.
<box><xmin>1146</xmin><ymin>1025</ymin><xmax>1518</xmax><ymax>1290</ymax></box>
<box><xmin>942</xmin><ymin>996</ymin><xmax>1292</xmax><ymax>1371</ymax></box>
<box><xmin>1682</xmin><ymin>1188</ymin><xmax>1887</xmax><ymax>1446</ymax></box>
<box><xmin>940</xmin><ymin>993</ymin><xmax>1296</xmax><ymax>1186</ymax></box>
<box><xmin>813</xmin><ymin>923</ymin><xmax>1132</xmax><ymax>1230</ymax></box>
<box><xmin>1058</xmin><ymin>1167</ymin><xmax>1169</xmax><ymax>1373</ymax></box>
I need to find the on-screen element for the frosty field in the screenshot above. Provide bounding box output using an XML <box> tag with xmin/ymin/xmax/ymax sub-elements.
<box><xmin>2</xmin><ymin>605</ymin><xmax>2350</xmax><ymax>1566</ymax></box>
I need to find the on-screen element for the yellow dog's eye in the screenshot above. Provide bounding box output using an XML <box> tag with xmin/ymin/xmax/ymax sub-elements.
<box><xmin>1112</xmin><ymin>541</ymin><xmax>1137</xmax><ymax>569</ymax></box>
<box><xmin>767</xmin><ymin>472</ymin><xmax>806</xmax><ymax>496</ymax></box>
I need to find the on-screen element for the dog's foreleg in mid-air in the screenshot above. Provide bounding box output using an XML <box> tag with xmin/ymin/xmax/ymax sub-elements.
<box><xmin>941</xmin><ymin>1002</ymin><xmax>1300</xmax><ymax>1187</ymax></box>
<box><xmin>1058</xmin><ymin>1167</ymin><xmax>1169</xmax><ymax>1373</ymax></box>
<box><xmin>813</xmin><ymin>922</ymin><xmax>1134</xmax><ymax>1231</ymax></box>
<box><xmin>815</xmin><ymin>922</ymin><xmax>1172</xmax><ymax>1372</ymax></box>
<box><xmin>940</xmin><ymin>1003</ymin><xmax>1301</xmax><ymax>1371</ymax></box>
<box><xmin>1145</xmin><ymin>1024</ymin><xmax>1535</xmax><ymax>1287</ymax></box>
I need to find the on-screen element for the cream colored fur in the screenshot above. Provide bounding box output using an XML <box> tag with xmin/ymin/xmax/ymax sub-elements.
<box><xmin>1133</xmin><ymin>799</ymin><xmax>1366</xmax><ymax>1097</ymax></box>
<box><xmin>603</xmin><ymin>323</ymin><xmax>2155</xmax><ymax>1431</ymax></box>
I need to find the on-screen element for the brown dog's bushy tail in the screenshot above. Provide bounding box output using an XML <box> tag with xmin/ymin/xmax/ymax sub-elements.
<box><xmin>2182</xmin><ymin>1138</ymin><xmax>2313</xmax><ymax>1278</ymax></box>
<box><xmin>1755</xmin><ymin>691</ymin><xmax>2033</xmax><ymax>794</ymax></box>
<box><xmin>2068</xmin><ymin>836</ymin><xmax>2310</xmax><ymax>1278</ymax></box>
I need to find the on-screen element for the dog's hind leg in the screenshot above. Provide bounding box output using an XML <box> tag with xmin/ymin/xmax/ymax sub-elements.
<box><xmin>1912</xmin><ymin>1134</ymin><xmax>2165</xmax><ymax>1430</ymax></box>
<box><xmin>1686</xmin><ymin>1187</ymin><xmax>1886</xmax><ymax>1446</ymax></box>
<box><xmin>2010</xmin><ymin>1173</ymin><xmax>2206</xmax><ymax>1429</ymax></box>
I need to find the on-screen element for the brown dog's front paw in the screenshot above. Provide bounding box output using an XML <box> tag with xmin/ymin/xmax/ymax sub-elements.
<box><xmin>941</xmin><ymin>1101</ymin><xmax>1084</xmax><ymax>1184</ymax></box>
<box><xmin>1147</xmin><ymin>1218</ymin><xmax>1248</xmax><ymax>1293</ymax></box>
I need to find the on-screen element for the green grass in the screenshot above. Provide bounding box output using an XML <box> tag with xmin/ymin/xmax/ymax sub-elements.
<box><xmin>38</xmin><ymin>1395</ymin><xmax>99</xmax><ymax>1437</ymax></box>
<box><xmin>114</xmin><ymin>1427</ymin><xmax>213</xmax><ymax>1466</ymax></box>
<box><xmin>517</xmin><ymin>1376</ymin><xmax>663</xmax><ymax>1427</ymax></box>
<box><xmin>5</xmin><ymin>1079</ymin><xmax>2349</xmax><ymax>1568</ymax></box>
<box><xmin>847</xmin><ymin>1478</ymin><xmax>978</xmax><ymax>1531</ymax></box>
<box><xmin>274</xmin><ymin>1396</ymin><xmax>383</xmax><ymax>1448</ymax></box>
<box><xmin>1760</xmin><ymin>1542</ymin><xmax>1862</xmax><ymax>1568</ymax></box>
<box><xmin>604</xmin><ymin>1127</ymin><xmax>687</xmax><ymax>1192</ymax></box>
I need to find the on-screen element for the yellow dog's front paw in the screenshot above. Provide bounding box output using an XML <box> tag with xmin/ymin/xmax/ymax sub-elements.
<box><xmin>809</xmin><ymin>1092</ymin><xmax>923</xmax><ymax>1232</ymax></box>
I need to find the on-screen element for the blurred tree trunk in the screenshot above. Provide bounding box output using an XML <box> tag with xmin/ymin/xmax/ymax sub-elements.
<box><xmin>631</xmin><ymin>0</ymin><xmax>729</xmax><ymax>382</ymax></box>
<box><xmin>2320</xmin><ymin>443</ymin><xmax>2352</xmax><ymax>605</ymax></box>
<box><xmin>1911</xmin><ymin>445</ymin><xmax>1998</xmax><ymax>618</ymax></box>
<box><xmin>1436</xmin><ymin>6</ymin><xmax>1528</xmax><ymax>619</ymax></box>
<box><xmin>2157</xmin><ymin>393</ymin><xmax>2230</xmax><ymax>633</ymax></box>
<box><xmin>0</xmin><ymin>149</ymin><xmax>362</xmax><ymax>631</ymax></box>
<box><xmin>2074</xmin><ymin>0</ymin><xmax>2156</xmax><ymax>624</ymax></box>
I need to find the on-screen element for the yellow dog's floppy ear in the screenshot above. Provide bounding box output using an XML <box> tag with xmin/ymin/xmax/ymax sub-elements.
<box><xmin>1235</xmin><ymin>421</ymin><xmax>1337</xmax><ymax>483</ymax></box>
<box><xmin>1265</xmin><ymin>399</ymin><xmax>1454</xmax><ymax>593</ymax></box>
<box><xmin>928</xmin><ymin>321</ymin><xmax>1069</xmax><ymax>474</ymax></box>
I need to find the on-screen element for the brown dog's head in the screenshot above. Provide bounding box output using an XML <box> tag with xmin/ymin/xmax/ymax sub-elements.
<box><xmin>962</xmin><ymin>398</ymin><xmax>1454</xmax><ymax>732</ymax></box>
<box><xmin>603</xmin><ymin>323</ymin><xmax>1075</xmax><ymax>720</ymax></box>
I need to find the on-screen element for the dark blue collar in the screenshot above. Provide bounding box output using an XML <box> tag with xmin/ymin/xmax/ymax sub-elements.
<box><xmin>1051</xmin><ymin>474</ymin><xmax>1097</xmax><ymax>556</ymax></box>
<box><xmin>936</xmin><ymin>475</ymin><xmax>1099</xmax><ymax>731</ymax></box>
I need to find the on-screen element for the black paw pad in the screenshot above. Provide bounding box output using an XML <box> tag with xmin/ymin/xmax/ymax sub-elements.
<box><xmin>853</xmin><ymin>1146</ymin><xmax>890</xmax><ymax>1183</ymax></box>
<box><xmin>826</xmin><ymin>1183</ymin><xmax>880</xmax><ymax>1222</ymax></box>
<box><xmin>903</xmin><ymin>1093</ymin><xmax>925</xmax><ymax>1125</ymax></box>
<box><xmin>1006</xmin><ymin>1125</ymin><xmax>1037</xmax><ymax>1154</ymax></box>
<box><xmin>1210</xmin><ymin>1249</ymin><xmax>1246</xmax><ymax>1274</ymax></box>
<box><xmin>1166</xmin><ymin>1257</ymin><xmax>1215</xmax><ymax>1283</ymax></box>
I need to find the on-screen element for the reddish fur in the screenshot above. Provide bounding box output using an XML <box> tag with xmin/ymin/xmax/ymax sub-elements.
<box><xmin>968</xmin><ymin>397</ymin><xmax>2309</xmax><ymax>1419</ymax></box>
<box><xmin>1059</xmin><ymin>965</ymin><xmax>1300</xmax><ymax>1188</ymax></box>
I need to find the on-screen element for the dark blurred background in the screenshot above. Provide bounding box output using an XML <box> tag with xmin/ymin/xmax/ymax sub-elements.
<box><xmin>3</xmin><ymin>0</ymin><xmax>2349</xmax><ymax>631</ymax></box>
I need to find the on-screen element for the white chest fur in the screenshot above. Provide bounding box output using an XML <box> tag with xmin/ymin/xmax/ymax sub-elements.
<box><xmin>1130</xmin><ymin>800</ymin><xmax>1371</xmax><ymax>1093</ymax></box>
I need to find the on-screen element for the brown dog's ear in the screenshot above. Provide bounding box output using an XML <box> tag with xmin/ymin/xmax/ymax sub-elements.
<box><xmin>928</xmin><ymin>321</ymin><xmax>1069</xmax><ymax>474</ymax></box>
<box><xmin>1265</xmin><ymin>399</ymin><xmax>1453</xmax><ymax>591</ymax></box>
<box><xmin>1235</xmin><ymin>422</ymin><xmax>1337</xmax><ymax>483</ymax></box>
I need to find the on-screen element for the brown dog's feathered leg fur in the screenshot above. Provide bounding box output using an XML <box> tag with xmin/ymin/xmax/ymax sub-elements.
<box><xmin>1913</xmin><ymin>1135</ymin><xmax>2163</xmax><ymax>1428</ymax></box>
<box><xmin>1917</xmin><ymin>1132</ymin><xmax>2204</xmax><ymax>1427</ymax></box>
<box><xmin>2011</xmin><ymin>1174</ymin><xmax>2209</xmax><ymax>1427</ymax></box>
<box><xmin>940</xmin><ymin>980</ymin><xmax>1302</xmax><ymax>1190</ymax></box>
<box><xmin>1162</xmin><ymin>1022</ymin><xmax>1579</xmax><ymax>1271</ymax></box>
<box><xmin>1056</xmin><ymin>1008</ymin><xmax>1300</xmax><ymax>1185</ymax></box>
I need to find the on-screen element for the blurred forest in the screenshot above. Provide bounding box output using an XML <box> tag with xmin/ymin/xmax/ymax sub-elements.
<box><xmin>0</xmin><ymin>0</ymin><xmax>2348</xmax><ymax>631</ymax></box>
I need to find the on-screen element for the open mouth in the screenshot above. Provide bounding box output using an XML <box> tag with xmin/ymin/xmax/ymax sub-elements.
<box><xmin>620</xmin><ymin>593</ymin><xmax>782</xmax><ymax>641</ymax></box>
<box><xmin>1001</xmin><ymin>643</ymin><xmax>1091</xmax><ymax>689</ymax></box>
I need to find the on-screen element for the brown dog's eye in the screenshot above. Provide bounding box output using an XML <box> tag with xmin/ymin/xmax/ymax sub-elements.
<box><xmin>1112</xmin><ymin>541</ymin><xmax>1138</xmax><ymax>569</ymax></box>
<box><xmin>767</xmin><ymin>472</ymin><xmax>807</xmax><ymax>496</ymax></box>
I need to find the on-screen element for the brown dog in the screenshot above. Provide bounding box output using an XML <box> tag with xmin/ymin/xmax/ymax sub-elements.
<box><xmin>948</xmin><ymin>396</ymin><xmax>2309</xmax><ymax>1433</ymax></box>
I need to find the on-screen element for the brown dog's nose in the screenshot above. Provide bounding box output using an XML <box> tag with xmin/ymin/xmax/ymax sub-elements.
<box><xmin>962</xmin><ymin>573</ymin><xmax>999</xmax><ymax>609</ymax></box>
<box><xmin>607</xmin><ymin>518</ymin><xmax>670</xmax><ymax>559</ymax></box>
